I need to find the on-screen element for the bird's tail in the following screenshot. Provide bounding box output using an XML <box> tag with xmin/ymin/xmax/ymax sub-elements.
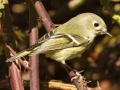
<box><xmin>6</xmin><ymin>50</ymin><xmax>31</xmax><ymax>62</ymax></box>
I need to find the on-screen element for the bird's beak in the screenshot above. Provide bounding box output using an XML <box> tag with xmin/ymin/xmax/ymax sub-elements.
<box><xmin>105</xmin><ymin>31</ymin><xmax>112</xmax><ymax>37</ymax></box>
<box><xmin>102</xmin><ymin>28</ymin><xmax>112</xmax><ymax>37</ymax></box>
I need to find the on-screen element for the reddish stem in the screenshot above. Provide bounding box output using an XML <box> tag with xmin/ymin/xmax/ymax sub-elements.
<box><xmin>5</xmin><ymin>44</ymin><xmax>30</xmax><ymax>69</ymax></box>
<box><xmin>1</xmin><ymin>0</ymin><xmax>24</xmax><ymax>90</ymax></box>
<box><xmin>9</xmin><ymin>63</ymin><xmax>24</xmax><ymax>90</ymax></box>
<box><xmin>28</xmin><ymin>1</ymin><xmax>40</xmax><ymax>90</ymax></box>
<box><xmin>34</xmin><ymin>0</ymin><xmax>56</xmax><ymax>32</ymax></box>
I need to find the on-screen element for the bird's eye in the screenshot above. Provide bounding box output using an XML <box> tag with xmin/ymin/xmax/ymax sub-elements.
<box><xmin>93</xmin><ymin>21</ymin><xmax>101</xmax><ymax>31</ymax></box>
<box><xmin>93</xmin><ymin>22</ymin><xmax>99</xmax><ymax>27</ymax></box>
<box><xmin>94</xmin><ymin>22</ymin><xmax>99</xmax><ymax>27</ymax></box>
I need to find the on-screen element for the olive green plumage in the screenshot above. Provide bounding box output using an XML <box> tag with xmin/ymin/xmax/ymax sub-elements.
<box><xmin>6</xmin><ymin>13</ymin><xmax>112</xmax><ymax>64</ymax></box>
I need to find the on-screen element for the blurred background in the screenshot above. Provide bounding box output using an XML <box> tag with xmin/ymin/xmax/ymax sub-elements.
<box><xmin>0</xmin><ymin>0</ymin><xmax>120</xmax><ymax>90</ymax></box>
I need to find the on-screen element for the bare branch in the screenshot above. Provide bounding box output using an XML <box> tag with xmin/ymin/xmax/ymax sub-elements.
<box><xmin>28</xmin><ymin>0</ymin><xmax>40</xmax><ymax>90</ymax></box>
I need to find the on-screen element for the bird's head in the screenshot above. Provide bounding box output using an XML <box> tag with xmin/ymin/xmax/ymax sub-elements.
<box><xmin>89</xmin><ymin>13</ymin><xmax>112</xmax><ymax>37</ymax></box>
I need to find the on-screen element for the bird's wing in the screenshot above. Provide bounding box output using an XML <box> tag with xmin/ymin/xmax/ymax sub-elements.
<box><xmin>28</xmin><ymin>30</ymin><xmax>90</xmax><ymax>55</ymax></box>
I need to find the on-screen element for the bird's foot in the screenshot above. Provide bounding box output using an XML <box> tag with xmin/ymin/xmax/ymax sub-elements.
<box><xmin>69</xmin><ymin>70</ymin><xmax>85</xmax><ymax>82</ymax></box>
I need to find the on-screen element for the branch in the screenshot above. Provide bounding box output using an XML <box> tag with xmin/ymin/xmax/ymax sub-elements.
<box><xmin>9</xmin><ymin>63</ymin><xmax>24</xmax><ymax>90</ymax></box>
<box><xmin>34</xmin><ymin>0</ymin><xmax>56</xmax><ymax>32</ymax></box>
<box><xmin>69</xmin><ymin>70</ymin><xmax>88</xmax><ymax>90</ymax></box>
<box><xmin>28</xmin><ymin>0</ymin><xmax>40</xmax><ymax>90</ymax></box>
<box><xmin>25</xmin><ymin>80</ymin><xmax>101</xmax><ymax>90</ymax></box>
<box><xmin>5</xmin><ymin>44</ymin><xmax>30</xmax><ymax>69</ymax></box>
<box><xmin>1</xmin><ymin>0</ymin><xmax>24</xmax><ymax>90</ymax></box>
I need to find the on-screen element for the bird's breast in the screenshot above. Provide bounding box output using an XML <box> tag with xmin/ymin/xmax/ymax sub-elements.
<box><xmin>45</xmin><ymin>45</ymin><xmax>89</xmax><ymax>62</ymax></box>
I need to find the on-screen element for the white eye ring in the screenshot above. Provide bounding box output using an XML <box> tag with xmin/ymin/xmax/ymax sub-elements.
<box><xmin>93</xmin><ymin>21</ymin><xmax>101</xmax><ymax>30</ymax></box>
<box><xmin>93</xmin><ymin>21</ymin><xmax>99</xmax><ymax>27</ymax></box>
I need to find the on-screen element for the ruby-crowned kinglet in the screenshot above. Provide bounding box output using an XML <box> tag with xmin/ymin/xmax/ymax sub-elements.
<box><xmin>6</xmin><ymin>13</ymin><xmax>112</xmax><ymax>64</ymax></box>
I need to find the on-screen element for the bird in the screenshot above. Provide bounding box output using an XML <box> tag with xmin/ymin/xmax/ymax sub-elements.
<box><xmin>6</xmin><ymin>13</ymin><xmax>112</xmax><ymax>65</ymax></box>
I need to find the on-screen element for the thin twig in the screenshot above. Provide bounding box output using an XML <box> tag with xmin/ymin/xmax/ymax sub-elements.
<box><xmin>0</xmin><ymin>37</ymin><xmax>30</xmax><ymax>69</ymax></box>
<box><xmin>5</xmin><ymin>44</ymin><xmax>30</xmax><ymax>69</ymax></box>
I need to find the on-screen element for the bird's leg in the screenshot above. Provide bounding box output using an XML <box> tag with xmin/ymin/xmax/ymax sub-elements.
<box><xmin>62</xmin><ymin>64</ymin><xmax>70</xmax><ymax>76</ymax></box>
<box><xmin>61</xmin><ymin>61</ymin><xmax>80</xmax><ymax>77</ymax></box>
<box><xmin>61</xmin><ymin>61</ymin><xmax>84</xmax><ymax>83</ymax></box>
<box><xmin>61</xmin><ymin>61</ymin><xmax>76</xmax><ymax>79</ymax></box>
<box><xmin>61</xmin><ymin>61</ymin><xmax>74</xmax><ymax>71</ymax></box>
<box><xmin>64</xmin><ymin>63</ymin><xmax>74</xmax><ymax>71</ymax></box>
